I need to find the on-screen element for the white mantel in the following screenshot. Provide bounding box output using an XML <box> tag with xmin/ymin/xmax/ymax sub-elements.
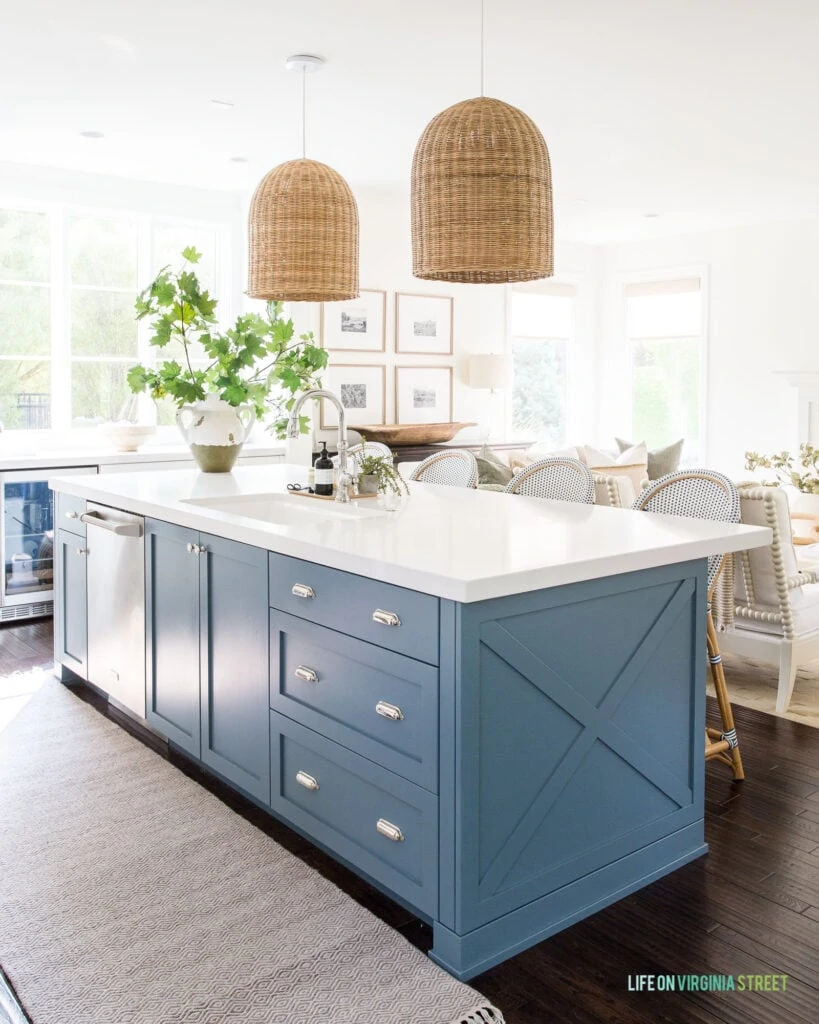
<box><xmin>774</xmin><ymin>371</ymin><xmax>819</xmax><ymax>447</ymax></box>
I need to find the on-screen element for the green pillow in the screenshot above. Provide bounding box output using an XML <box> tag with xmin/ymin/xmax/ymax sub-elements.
<box><xmin>475</xmin><ymin>445</ymin><xmax>514</xmax><ymax>487</ymax></box>
<box><xmin>616</xmin><ymin>437</ymin><xmax>684</xmax><ymax>480</ymax></box>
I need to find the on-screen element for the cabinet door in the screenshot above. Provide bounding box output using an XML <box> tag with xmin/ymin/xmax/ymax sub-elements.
<box><xmin>54</xmin><ymin>529</ymin><xmax>88</xmax><ymax>676</ymax></box>
<box><xmin>200</xmin><ymin>533</ymin><xmax>269</xmax><ymax>803</ymax></box>
<box><xmin>145</xmin><ymin>519</ymin><xmax>201</xmax><ymax>757</ymax></box>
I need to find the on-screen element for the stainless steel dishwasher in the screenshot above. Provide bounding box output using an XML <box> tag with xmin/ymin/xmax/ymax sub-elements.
<box><xmin>81</xmin><ymin>503</ymin><xmax>146</xmax><ymax>718</ymax></box>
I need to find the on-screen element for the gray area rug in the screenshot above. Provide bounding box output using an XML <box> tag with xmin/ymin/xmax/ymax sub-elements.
<box><xmin>0</xmin><ymin>681</ymin><xmax>504</xmax><ymax>1024</ymax></box>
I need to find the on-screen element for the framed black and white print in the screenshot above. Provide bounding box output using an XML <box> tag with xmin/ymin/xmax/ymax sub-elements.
<box><xmin>320</xmin><ymin>363</ymin><xmax>386</xmax><ymax>428</ymax></box>
<box><xmin>395</xmin><ymin>292</ymin><xmax>453</xmax><ymax>355</ymax></box>
<box><xmin>320</xmin><ymin>289</ymin><xmax>386</xmax><ymax>352</ymax></box>
<box><xmin>394</xmin><ymin>366</ymin><xmax>453</xmax><ymax>424</ymax></box>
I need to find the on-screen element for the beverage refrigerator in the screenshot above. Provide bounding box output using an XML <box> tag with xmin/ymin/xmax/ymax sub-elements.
<box><xmin>0</xmin><ymin>466</ymin><xmax>97</xmax><ymax>622</ymax></box>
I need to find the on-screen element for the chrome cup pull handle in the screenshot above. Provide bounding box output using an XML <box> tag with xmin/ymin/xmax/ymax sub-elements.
<box><xmin>372</xmin><ymin>609</ymin><xmax>401</xmax><ymax>627</ymax></box>
<box><xmin>375</xmin><ymin>700</ymin><xmax>404</xmax><ymax>721</ymax></box>
<box><xmin>295</xmin><ymin>771</ymin><xmax>319</xmax><ymax>792</ymax></box>
<box><xmin>292</xmin><ymin>583</ymin><xmax>316</xmax><ymax>600</ymax></box>
<box><xmin>376</xmin><ymin>818</ymin><xmax>405</xmax><ymax>843</ymax></box>
<box><xmin>294</xmin><ymin>665</ymin><xmax>319</xmax><ymax>684</ymax></box>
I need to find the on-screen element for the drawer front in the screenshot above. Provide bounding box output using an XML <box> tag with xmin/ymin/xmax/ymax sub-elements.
<box><xmin>270</xmin><ymin>611</ymin><xmax>438</xmax><ymax>791</ymax></box>
<box><xmin>268</xmin><ymin>552</ymin><xmax>439</xmax><ymax>665</ymax></box>
<box><xmin>270</xmin><ymin>713</ymin><xmax>438</xmax><ymax>917</ymax></box>
<box><xmin>56</xmin><ymin>493</ymin><xmax>87</xmax><ymax>536</ymax></box>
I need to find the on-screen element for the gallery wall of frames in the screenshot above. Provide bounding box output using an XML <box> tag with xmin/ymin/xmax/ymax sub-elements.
<box><xmin>318</xmin><ymin>289</ymin><xmax>455</xmax><ymax>428</ymax></box>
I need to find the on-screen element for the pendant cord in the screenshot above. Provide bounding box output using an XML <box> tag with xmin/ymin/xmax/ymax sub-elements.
<box><xmin>480</xmin><ymin>0</ymin><xmax>485</xmax><ymax>96</ymax></box>
<box><xmin>301</xmin><ymin>68</ymin><xmax>307</xmax><ymax>159</ymax></box>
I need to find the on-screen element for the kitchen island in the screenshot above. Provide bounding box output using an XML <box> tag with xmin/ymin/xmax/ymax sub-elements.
<box><xmin>50</xmin><ymin>465</ymin><xmax>770</xmax><ymax>980</ymax></box>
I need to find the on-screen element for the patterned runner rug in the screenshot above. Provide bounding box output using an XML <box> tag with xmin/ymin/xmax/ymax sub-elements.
<box><xmin>0</xmin><ymin>680</ymin><xmax>503</xmax><ymax>1024</ymax></box>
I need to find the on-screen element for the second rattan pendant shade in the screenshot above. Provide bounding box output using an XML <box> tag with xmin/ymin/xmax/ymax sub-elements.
<box><xmin>248</xmin><ymin>157</ymin><xmax>359</xmax><ymax>302</ymax></box>
<box><xmin>411</xmin><ymin>96</ymin><xmax>553</xmax><ymax>283</ymax></box>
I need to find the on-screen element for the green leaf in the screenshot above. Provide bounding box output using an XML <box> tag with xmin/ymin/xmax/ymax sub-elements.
<box><xmin>181</xmin><ymin>246</ymin><xmax>202</xmax><ymax>264</ymax></box>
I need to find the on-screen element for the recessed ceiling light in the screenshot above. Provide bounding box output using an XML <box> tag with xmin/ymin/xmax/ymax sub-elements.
<box><xmin>211</xmin><ymin>99</ymin><xmax>235</xmax><ymax>110</ymax></box>
<box><xmin>79</xmin><ymin>130</ymin><xmax>105</xmax><ymax>139</ymax></box>
<box><xmin>643</xmin><ymin>212</ymin><xmax>660</xmax><ymax>219</ymax></box>
<box><xmin>229</xmin><ymin>156</ymin><xmax>249</xmax><ymax>163</ymax></box>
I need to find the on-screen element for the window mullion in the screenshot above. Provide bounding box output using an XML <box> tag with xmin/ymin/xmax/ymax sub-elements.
<box><xmin>49</xmin><ymin>207</ymin><xmax>70</xmax><ymax>430</ymax></box>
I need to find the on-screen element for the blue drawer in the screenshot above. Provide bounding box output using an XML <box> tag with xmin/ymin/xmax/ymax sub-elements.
<box><xmin>56</xmin><ymin>493</ymin><xmax>87</xmax><ymax>536</ymax></box>
<box><xmin>270</xmin><ymin>611</ymin><xmax>438</xmax><ymax>792</ymax></box>
<box><xmin>268</xmin><ymin>551</ymin><xmax>439</xmax><ymax>665</ymax></box>
<box><xmin>270</xmin><ymin>712</ymin><xmax>438</xmax><ymax>918</ymax></box>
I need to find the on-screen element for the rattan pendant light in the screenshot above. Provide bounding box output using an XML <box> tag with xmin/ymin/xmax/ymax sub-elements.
<box><xmin>248</xmin><ymin>55</ymin><xmax>359</xmax><ymax>302</ymax></box>
<box><xmin>411</xmin><ymin>2</ymin><xmax>553</xmax><ymax>283</ymax></box>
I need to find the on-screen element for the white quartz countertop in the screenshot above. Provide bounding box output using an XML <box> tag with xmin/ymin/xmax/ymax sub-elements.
<box><xmin>49</xmin><ymin>465</ymin><xmax>771</xmax><ymax>603</ymax></box>
<box><xmin>0</xmin><ymin>440</ymin><xmax>285</xmax><ymax>472</ymax></box>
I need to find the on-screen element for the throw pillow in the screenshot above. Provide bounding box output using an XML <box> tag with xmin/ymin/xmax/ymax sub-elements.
<box><xmin>509</xmin><ymin>444</ymin><xmax>580</xmax><ymax>474</ymax></box>
<box><xmin>615</xmin><ymin>437</ymin><xmax>684</xmax><ymax>480</ymax></box>
<box><xmin>580</xmin><ymin>442</ymin><xmax>649</xmax><ymax>495</ymax></box>
<box><xmin>475</xmin><ymin>445</ymin><xmax>514</xmax><ymax>488</ymax></box>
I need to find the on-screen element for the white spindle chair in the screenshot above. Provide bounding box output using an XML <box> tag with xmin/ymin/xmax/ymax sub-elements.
<box><xmin>717</xmin><ymin>485</ymin><xmax>819</xmax><ymax>714</ymax></box>
<box><xmin>633</xmin><ymin>469</ymin><xmax>745</xmax><ymax>780</ymax></box>
<box><xmin>409</xmin><ymin>450</ymin><xmax>478</xmax><ymax>488</ymax></box>
<box><xmin>504</xmin><ymin>457</ymin><xmax>594</xmax><ymax>503</ymax></box>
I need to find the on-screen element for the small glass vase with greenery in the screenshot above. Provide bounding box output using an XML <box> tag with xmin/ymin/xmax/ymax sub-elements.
<box><xmin>744</xmin><ymin>444</ymin><xmax>819</xmax><ymax>494</ymax></box>
<box><xmin>355</xmin><ymin>453</ymin><xmax>409</xmax><ymax>498</ymax></box>
<box><xmin>126</xmin><ymin>247</ymin><xmax>328</xmax><ymax>461</ymax></box>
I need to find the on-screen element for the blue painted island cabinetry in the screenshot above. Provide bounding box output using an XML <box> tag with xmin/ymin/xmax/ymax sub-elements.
<box><xmin>53</xmin><ymin>494</ymin><xmax>88</xmax><ymax>677</ymax></box>
<box><xmin>144</xmin><ymin>519</ymin><xmax>269</xmax><ymax>803</ymax></box>
<box><xmin>56</xmin><ymin>512</ymin><xmax>709</xmax><ymax>981</ymax></box>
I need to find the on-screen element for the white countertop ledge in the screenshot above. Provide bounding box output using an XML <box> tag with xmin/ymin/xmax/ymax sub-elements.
<box><xmin>49</xmin><ymin>465</ymin><xmax>772</xmax><ymax>603</ymax></box>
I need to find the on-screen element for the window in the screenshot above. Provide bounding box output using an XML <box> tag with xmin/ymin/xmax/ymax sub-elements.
<box><xmin>0</xmin><ymin>205</ymin><xmax>229</xmax><ymax>433</ymax></box>
<box><xmin>0</xmin><ymin>210</ymin><xmax>51</xmax><ymax>429</ymax></box>
<box><xmin>509</xmin><ymin>284</ymin><xmax>575</xmax><ymax>445</ymax></box>
<box><xmin>625</xmin><ymin>277</ymin><xmax>703</xmax><ymax>460</ymax></box>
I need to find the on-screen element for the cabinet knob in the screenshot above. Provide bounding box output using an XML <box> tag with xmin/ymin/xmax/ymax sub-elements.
<box><xmin>376</xmin><ymin>818</ymin><xmax>405</xmax><ymax>843</ymax></box>
<box><xmin>375</xmin><ymin>700</ymin><xmax>404</xmax><ymax>721</ymax></box>
<box><xmin>65</xmin><ymin>510</ymin><xmax>78</xmax><ymax>520</ymax></box>
<box><xmin>76</xmin><ymin>547</ymin><xmax>88</xmax><ymax>556</ymax></box>
<box><xmin>198</xmin><ymin>545</ymin><xmax>207</xmax><ymax>555</ymax></box>
<box><xmin>294</xmin><ymin>665</ymin><xmax>319</xmax><ymax>684</ymax></box>
<box><xmin>372</xmin><ymin>609</ymin><xmax>401</xmax><ymax>627</ymax></box>
<box><xmin>187</xmin><ymin>542</ymin><xmax>196</xmax><ymax>554</ymax></box>
<box><xmin>292</xmin><ymin>583</ymin><xmax>316</xmax><ymax>600</ymax></box>
<box><xmin>295</xmin><ymin>771</ymin><xmax>319</xmax><ymax>792</ymax></box>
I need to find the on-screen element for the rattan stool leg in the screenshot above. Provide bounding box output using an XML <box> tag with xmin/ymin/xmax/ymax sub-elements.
<box><xmin>705</xmin><ymin>610</ymin><xmax>744</xmax><ymax>781</ymax></box>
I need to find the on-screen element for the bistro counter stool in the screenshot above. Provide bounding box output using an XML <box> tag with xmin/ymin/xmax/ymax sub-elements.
<box><xmin>504</xmin><ymin>456</ymin><xmax>595</xmax><ymax>503</ymax></box>
<box><xmin>633</xmin><ymin>469</ymin><xmax>745</xmax><ymax>780</ymax></box>
<box><xmin>409</xmin><ymin>450</ymin><xmax>478</xmax><ymax>488</ymax></box>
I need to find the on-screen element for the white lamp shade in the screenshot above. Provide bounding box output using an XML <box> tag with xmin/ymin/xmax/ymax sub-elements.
<box><xmin>468</xmin><ymin>354</ymin><xmax>507</xmax><ymax>390</ymax></box>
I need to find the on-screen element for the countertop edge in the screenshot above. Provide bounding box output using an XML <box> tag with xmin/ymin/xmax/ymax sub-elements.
<box><xmin>49</xmin><ymin>474</ymin><xmax>773</xmax><ymax>603</ymax></box>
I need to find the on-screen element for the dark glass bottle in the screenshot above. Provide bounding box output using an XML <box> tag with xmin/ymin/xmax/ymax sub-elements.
<box><xmin>314</xmin><ymin>442</ymin><xmax>334</xmax><ymax>497</ymax></box>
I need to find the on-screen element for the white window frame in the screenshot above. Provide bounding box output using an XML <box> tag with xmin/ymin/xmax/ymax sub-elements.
<box><xmin>615</xmin><ymin>264</ymin><xmax>710</xmax><ymax>462</ymax></box>
<box><xmin>504</xmin><ymin>277</ymin><xmax>581</xmax><ymax>446</ymax></box>
<box><xmin>0</xmin><ymin>197</ymin><xmax>234</xmax><ymax>444</ymax></box>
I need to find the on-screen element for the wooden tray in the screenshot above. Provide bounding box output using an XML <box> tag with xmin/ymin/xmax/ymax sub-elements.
<box><xmin>289</xmin><ymin>489</ymin><xmax>380</xmax><ymax>501</ymax></box>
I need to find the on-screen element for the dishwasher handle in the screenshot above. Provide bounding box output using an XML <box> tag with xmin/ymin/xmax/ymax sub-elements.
<box><xmin>80</xmin><ymin>511</ymin><xmax>143</xmax><ymax>538</ymax></box>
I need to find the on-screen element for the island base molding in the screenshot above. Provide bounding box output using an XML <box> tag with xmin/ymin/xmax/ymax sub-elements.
<box><xmin>429</xmin><ymin>827</ymin><xmax>708</xmax><ymax>980</ymax></box>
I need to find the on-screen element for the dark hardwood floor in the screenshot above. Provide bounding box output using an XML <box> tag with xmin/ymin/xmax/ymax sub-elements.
<box><xmin>2</xmin><ymin>618</ymin><xmax>818</xmax><ymax>1024</ymax></box>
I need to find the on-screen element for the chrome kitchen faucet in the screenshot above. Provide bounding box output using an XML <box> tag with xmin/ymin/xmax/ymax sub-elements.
<box><xmin>287</xmin><ymin>389</ymin><xmax>352</xmax><ymax>503</ymax></box>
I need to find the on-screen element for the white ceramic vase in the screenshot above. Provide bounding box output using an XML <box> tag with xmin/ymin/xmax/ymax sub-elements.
<box><xmin>176</xmin><ymin>394</ymin><xmax>255</xmax><ymax>472</ymax></box>
<box><xmin>789</xmin><ymin>489</ymin><xmax>819</xmax><ymax>542</ymax></box>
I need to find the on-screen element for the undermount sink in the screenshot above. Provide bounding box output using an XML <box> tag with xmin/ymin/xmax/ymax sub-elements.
<box><xmin>181</xmin><ymin>491</ymin><xmax>388</xmax><ymax>527</ymax></box>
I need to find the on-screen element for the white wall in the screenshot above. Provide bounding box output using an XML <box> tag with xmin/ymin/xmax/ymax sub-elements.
<box><xmin>597</xmin><ymin>217</ymin><xmax>819</xmax><ymax>477</ymax></box>
<box><xmin>283</xmin><ymin>186</ymin><xmax>600</xmax><ymax>446</ymax></box>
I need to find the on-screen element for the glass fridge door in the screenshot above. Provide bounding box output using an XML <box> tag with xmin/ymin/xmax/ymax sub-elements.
<box><xmin>2</xmin><ymin>478</ymin><xmax>54</xmax><ymax>603</ymax></box>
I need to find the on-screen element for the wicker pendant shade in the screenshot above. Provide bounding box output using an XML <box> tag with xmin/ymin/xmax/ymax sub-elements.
<box><xmin>248</xmin><ymin>157</ymin><xmax>359</xmax><ymax>302</ymax></box>
<box><xmin>411</xmin><ymin>96</ymin><xmax>553</xmax><ymax>284</ymax></box>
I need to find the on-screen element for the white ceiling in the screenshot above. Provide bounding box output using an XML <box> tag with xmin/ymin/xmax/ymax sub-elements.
<box><xmin>3</xmin><ymin>0</ymin><xmax>819</xmax><ymax>243</ymax></box>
